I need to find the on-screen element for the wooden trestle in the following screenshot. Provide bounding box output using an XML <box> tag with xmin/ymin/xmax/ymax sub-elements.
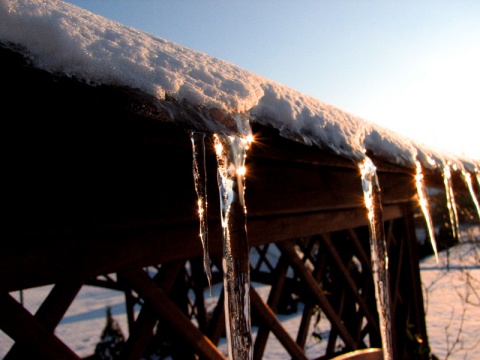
<box><xmin>0</xmin><ymin>44</ymin><xmax>435</xmax><ymax>359</ymax></box>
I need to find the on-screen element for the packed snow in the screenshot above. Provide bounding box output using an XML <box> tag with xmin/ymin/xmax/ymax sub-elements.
<box><xmin>1</xmin><ymin>0</ymin><xmax>478</xmax><ymax>171</ymax></box>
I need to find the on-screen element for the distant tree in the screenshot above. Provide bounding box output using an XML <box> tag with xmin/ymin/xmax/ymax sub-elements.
<box><xmin>94</xmin><ymin>306</ymin><xmax>125</xmax><ymax>360</ymax></box>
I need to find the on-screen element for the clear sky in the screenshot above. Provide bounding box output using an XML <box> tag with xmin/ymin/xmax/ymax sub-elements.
<box><xmin>65</xmin><ymin>0</ymin><xmax>480</xmax><ymax>159</ymax></box>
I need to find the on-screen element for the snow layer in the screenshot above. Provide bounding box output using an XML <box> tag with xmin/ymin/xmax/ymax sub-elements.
<box><xmin>0</xmin><ymin>0</ymin><xmax>478</xmax><ymax>171</ymax></box>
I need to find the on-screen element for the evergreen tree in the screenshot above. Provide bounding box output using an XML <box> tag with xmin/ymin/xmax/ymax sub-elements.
<box><xmin>94</xmin><ymin>306</ymin><xmax>125</xmax><ymax>360</ymax></box>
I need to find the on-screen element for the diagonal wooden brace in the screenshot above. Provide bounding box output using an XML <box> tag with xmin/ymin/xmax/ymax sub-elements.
<box><xmin>118</xmin><ymin>267</ymin><xmax>226</xmax><ymax>360</ymax></box>
<box><xmin>276</xmin><ymin>240</ymin><xmax>357</xmax><ymax>350</ymax></box>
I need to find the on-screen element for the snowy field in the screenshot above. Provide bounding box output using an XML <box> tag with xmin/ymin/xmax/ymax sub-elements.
<box><xmin>420</xmin><ymin>227</ymin><xmax>480</xmax><ymax>359</ymax></box>
<box><xmin>1</xmin><ymin>230</ymin><xmax>479</xmax><ymax>359</ymax></box>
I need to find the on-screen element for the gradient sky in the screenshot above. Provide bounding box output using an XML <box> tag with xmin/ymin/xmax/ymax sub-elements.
<box><xmin>65</xmin><ymin>0</ymin><xmax>480</xmax><ymax>159</ymax></box>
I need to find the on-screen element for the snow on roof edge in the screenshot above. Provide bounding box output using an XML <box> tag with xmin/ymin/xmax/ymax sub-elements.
<box><xmin>0</xmin><ymin>0</ymin><xmax>478</xmax><ymax>174</ymax></box>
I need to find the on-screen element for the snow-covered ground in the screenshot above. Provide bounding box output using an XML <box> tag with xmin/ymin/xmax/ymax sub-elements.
<box><xmin>420</xmin><ymin>227</ymin><xmax>480</xmax><ymax>359</ymax></box>
<box><xmin>1</xmin><ymin>228</ymin><xmax>479</xmax><ymax>359</ymax></box>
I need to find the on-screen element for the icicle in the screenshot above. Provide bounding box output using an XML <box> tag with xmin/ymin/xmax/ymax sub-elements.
<box><xmin>214</xmin><ymin>132</ymin><xmax>253</xmax><ymax>360</ymax></box>
<box><xmin>443</xmin><ymin>164</ymin><xmax>460</xmax><ymax>241</ymax></box>
<box><xmin>359</xmin><ymin>156</ymin><xmax>393</xmax><ymax>360</ymax></box>
<box><xmin>415</xmin><ymin>161</ymin><xmax>439</xmax><ymax>263</ymax></box>
<box><xmin>462</xmin><ymin>171</ymin><xmax>480</xmax><ymax>220</ymax></box>
<box><xmin>190</xmin><ymin>131</ymin><xmax>213</xmax><ymax>293</ymax></box>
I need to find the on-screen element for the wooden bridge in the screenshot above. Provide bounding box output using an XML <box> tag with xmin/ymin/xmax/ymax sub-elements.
<box><xmin>2</xmin><ymin>42</ymin><xmax>473</xmax><ymax>360</ymax></box>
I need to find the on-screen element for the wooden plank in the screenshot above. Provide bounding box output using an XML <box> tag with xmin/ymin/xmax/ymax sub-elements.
<box><xmin>248</xmin><ymin>205</ymin><xmax>404</xmax><ymax>249</ymax></box>
<box><xmin>0</xmin><ymin>293</ymin><xmax>81</xmax><ymax>360</ymax></box>
<box><xmin>250</xmin><ymin>287</ymin><xmax>308</xmax><ymax>360</ymax></box>
<box><xmin>248</xmin><ymin>124</ymin><xmax>357</xmax><ymax>170</ymax></box>
<box><xmin>0</xmin><ymin>204</ymin><xmax>405</xmax><ymax>293</ymax></box>
<box><xmin>118</xmin><ymin>267</ymin><xmax>226</xmax><ymax>360</ymax></box>
<box><xmin>246</xmin><ymin>160</ymin><xmax>415</xmax><ymax>218</ymax></box>
<box><xmin>276</xmin><ymin>240</ymin><xmax>357</xmax><ymax>350</ymax></box>
<box><xmin>4</xmin><ymin>278</ymin><xmax>84</xmax><ymax>359</ymax></box>
<box><xmin>248</xmin><ymin>123</ymin><xmax>415</xmax><ymax>175</ymax></box>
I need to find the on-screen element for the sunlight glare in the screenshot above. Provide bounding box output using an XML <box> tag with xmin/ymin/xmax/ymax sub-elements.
<box><xmin>237</xmin><ymin>166</ymin><xmax>247</xmax><ymax>176</ymax></box>
<box><xmin>214</xmin><ymin>135</ymin><xmax>223</xmax><ymax>156</ymax></box>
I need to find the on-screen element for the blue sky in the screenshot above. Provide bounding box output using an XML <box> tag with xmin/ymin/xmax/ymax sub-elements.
<box><xmin>66</xmin><ymin>1</ymin><xmax>480</xmax><ymax>159</ymax></box>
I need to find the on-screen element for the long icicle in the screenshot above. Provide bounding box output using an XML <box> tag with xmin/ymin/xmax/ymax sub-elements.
<box><xmin>415</xmin><ymin>161</ymin><xmax>439</xmax><ymax>263</ymax></box>
<box><xmin>190</xmin><ymin>131</ymin><xmax>213</xmax><ymax>292</ymax></box>
<box><xmin>443</xmin><ymin>164</ymin><xmax>460</xmax><ymax>241</ymax></box>
<box><xmin>359</xmin><ymin>156</ymin><xmax>393</xmax><ymax>360</ymax></box>
<box><xmin>463</xmin><ymin>171</ymin><xmax>480</xmax><ymax>220</ymax></box>
<box><xmin>214</xmin><ymin>133</ymin><xmax>252</xmax><ymax>360</ymax></box>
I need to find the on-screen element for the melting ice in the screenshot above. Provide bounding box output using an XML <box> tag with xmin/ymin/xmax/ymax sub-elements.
<box><xmin>190</xmin><ymin>131</ymin><xmax>213</xmax><ymax>291</ymax></box>
<box><xmin>214</xmin><ymin>132</ymin><xmax>253</xmax><ymax>360</ymax></box>
<box><xmin>443</xmin><ymin>164</ymin><xmax>460</xmax><ymax>241</ymax></box>
<box><xmin>415</xmin><ymin>161</ymin><xmax>439</xmax><ymax>262</ymax></box>
<box><xmin>359</xmin><ymin>156</ymin><xmax>393</xmax><ymax>360</ymax></box>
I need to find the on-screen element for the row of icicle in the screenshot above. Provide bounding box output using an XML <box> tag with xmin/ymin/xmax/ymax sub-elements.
<box><xmin>189</xmin><ymin>127</ymin><xmax>480</xmax><ymax>360</ymax></box>
<box><xmin>191</xmin><ymin>130</ymin><xmax>253</xmax><ymax>359</ymax></box>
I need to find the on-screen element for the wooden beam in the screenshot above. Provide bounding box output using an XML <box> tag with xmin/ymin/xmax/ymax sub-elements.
<box><xmin>0</xmin><ymin>204</ymin><xmax>405</xmax><ymax>293</ymax></box>
<box><xmin>4</xmin><ymin>278</ymin><xmax>84</xmax><ymax>359</ymax></box>
<box><xmin>118</xmin><ymin>267</ymin><xmax>226</xmax><ymax>360</ymax></box>
<box><xmin>0</xmin><ymin>293</ymin><xmax>81</xmax><ymax>360</ymax></box>
<box><xmin>248</xmin><ymin>204</ymin><xmax>404</xmax><ymax>250</ymax></box>
<box><xmin>120</xmin><ymin>261</ymin><xmax>184</xmax><ymax>360</ymax></box>
<box><xmin>296</xmin><ymin>248</ymin><xmax>328</xmax><ymax>348</ymax></box>
<box><xmin>246</xmin><ymin>159</ymin><xmax>415</xmax><ymax>218</ymax></box>
<box><xmin>321</xmin><ymin>234</ymin><xmax>379</xmax><ymax>334</ymax></box>
<box><xmin>276</xmin><ymin>240</ymin><xmax>357</xmax><ymax>350</ymax></box>
<box><xmin>253</xmin><ymin>253</ymin><xmax>289</xmax><ymax>359</ymax></box>
<box><xmin>250</xmin><ymin>287</ymin><xmax>308</xmax><ymax>360</ymax></box>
